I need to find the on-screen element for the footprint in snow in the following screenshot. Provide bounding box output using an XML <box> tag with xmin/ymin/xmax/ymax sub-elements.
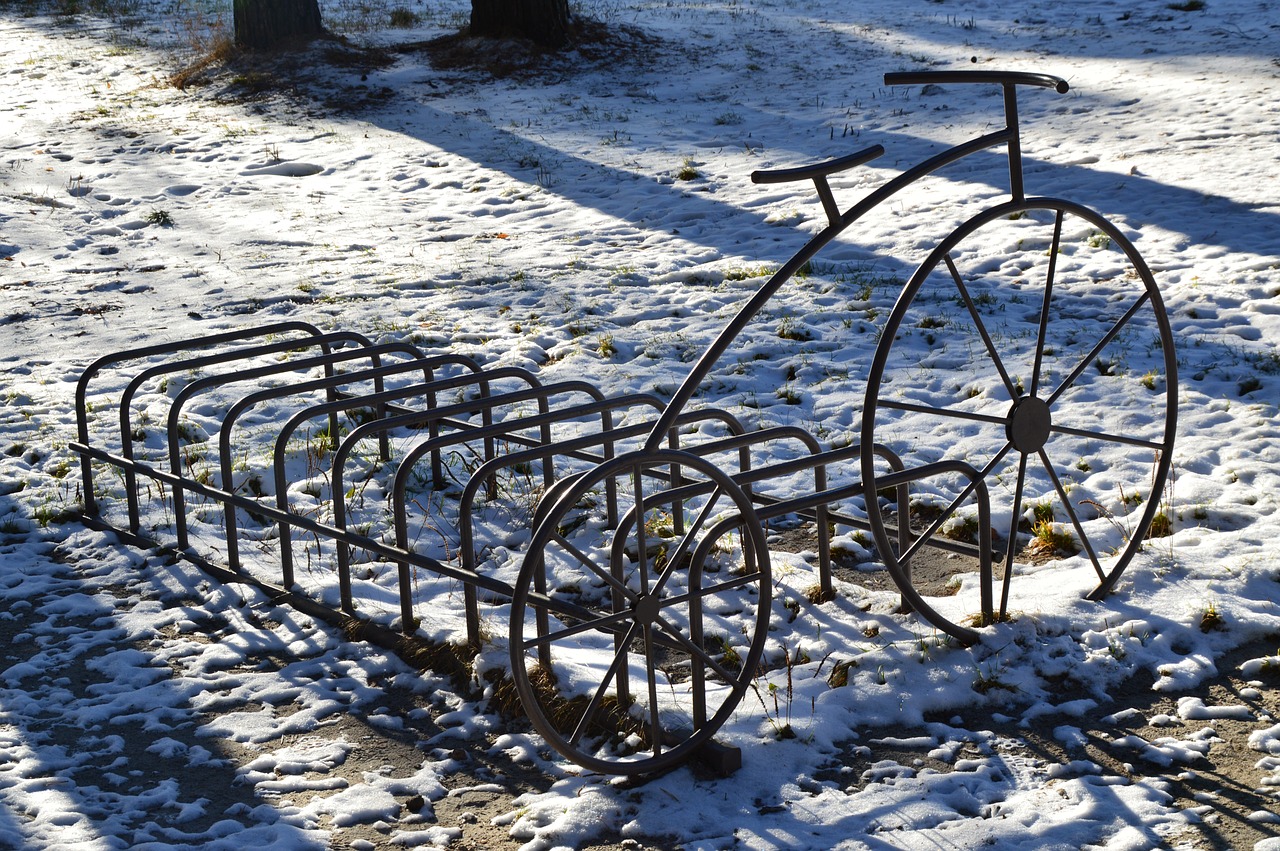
<box><xmin>92</xmin><ymin>192</ymin><xmax>129</xmax><ymax>206</ymax></box>
<box><xmin>241</xmin><ymin>162</ymin><xmax>325</xmax><ymax>177</ymax></box>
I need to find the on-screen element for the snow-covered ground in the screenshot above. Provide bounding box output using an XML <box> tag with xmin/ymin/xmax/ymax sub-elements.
<box><xmin>2</xmin><ymin>0</ymin><xmax>1280</xmax><ymax>847</ymax></box>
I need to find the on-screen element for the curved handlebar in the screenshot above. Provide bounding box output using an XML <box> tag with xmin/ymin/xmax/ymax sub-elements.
<box><xmin>751</xmin><ymin>145</ymin><xmax>885</xmax><ymax>185</ymax></box>
<box><xmin>884</xmin><ymin>70</ymin><xmax>1069</xmax><ymax>94</ymax></box>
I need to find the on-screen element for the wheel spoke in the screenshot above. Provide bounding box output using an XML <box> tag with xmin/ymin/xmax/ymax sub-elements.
<box><xmin>569</xmin><ymin>620</ymin><xmax>642</xmax><ymax>746</ymax></box>
<box><xmin>553</xmin><ymin>532</ymin><xmax>639</xmax><ymax>606</ymax></box>
<box><xmin>1045</xmin><ymin>292</ymin><xmax>1152</xmax><ymax>407</ymax></box>
<box><xmin>631</xmin><ymin>462</ymin><xmax>651</xmax><ymax>594</ymax></box>
<box><xmin>649</xmin><ymin>485</ymin><xmax>725</xmax><ymax>599</ymax></box>
<box><xmin>897</xmin><ymin>441</ymin><xmax>1014</xmax><ymax>566</ymax></box>
<box><xmin>661</xmin><ymin>571</ymin><xmax>766</xmax><ymax>609</ymax></box>
<box><xmin>1029</xmin><ymin>210</ymin><xmax>1065</xmax><ymax>398</ymax></box>
<box><xmin>1049</xmin><ymin>422</ymin><xmax>1167</xmax><ymax>452</ymax></box>
<box><xmin>946</xmin><ymin>253</ymin><xmax>1020</xmax><ymax>400</ymax></box>
<box><xmin>653</xmin><ymin>612</ymin><xmax>743</xmax><ymax>683</ymax></box>
<box><xmin>642</xmin><ymin>623</ymin><xmax>663</xmax><ymax>757</ymax></box>
<box><xmin>520</xmin><ymin>604</ymin><xmax>634</xmax><ymax>652</ymax></box>
<box><xmin>880</xmin><ymin>398</ymin><xmax>1008</xmax><ymax>427</ymax></box>
<box><xmin>999</xmin><ymin>453</ymin><xmax>1029</xmax><ymax>618</ymax></box>
<box><xmin>1036</xmin><ymin>448</ymin><xmax>1106</xmax><ymax>582</ymax></box>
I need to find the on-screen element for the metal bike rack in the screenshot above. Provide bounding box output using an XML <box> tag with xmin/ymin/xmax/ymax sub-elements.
<box><xmin>71</xmin><ymin>70</ymin><xmax>1177</xmax><ymax>777</ymax></box>
<box><xmin>71</xmin><ymin>323</ymin><xmax>874</xmax><ymax>642</ymax></box>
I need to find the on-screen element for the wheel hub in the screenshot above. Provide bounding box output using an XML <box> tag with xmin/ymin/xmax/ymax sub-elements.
<box><xmin>1007</xmin><ymin>395</ymin><xmax>1052</xmax><ymax>453</ymax></box>
<box><xmin>634</xmin><ymin>593</ymin><xmax>661</xmax><ymax>625</ymax></box>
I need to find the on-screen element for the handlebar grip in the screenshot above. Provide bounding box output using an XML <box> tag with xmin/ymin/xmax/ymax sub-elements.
<box><xmin>751</xmin><ymin>145</ymin><xmax>885</xmax><ymax>185</ymax></box>
<box><xmin>884</xmin><ymin>70</ymin><xmax>1069</xmax><ymax>94</ymax></box>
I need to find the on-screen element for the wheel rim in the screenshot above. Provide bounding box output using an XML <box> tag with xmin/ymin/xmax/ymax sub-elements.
<box><xmin>862</xmin><ymin>199</ymin><xmax>1177</xmax><ymax>634</ymax></box>
<box><xmin>510</xmin><ymin>449</ymin><xmax>771</xmax><ymax>774</ymax></box>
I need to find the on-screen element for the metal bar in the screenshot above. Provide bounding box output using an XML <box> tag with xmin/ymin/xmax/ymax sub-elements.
<box><xmin>132</xmin><ymin>331</ymin><xmax>371</xmax><ymax>541</ymax></box>
<box><xmin>1004</xmin><ymin>83</ymin><xmax>1024</xmax><ymax>202</ymax></box>
<box><xmin>215</xmin><ymin>350</ymin><xmax>465</xmax><ymax>571</ymax></box>
<box><xmin>75</xmin><ymin>321</ymin><xmax>325</xmax><ymax>517</ymax></box>
<box><xmin>165</xmin><ymin>343</ymin><xmax>426</xmax><ymax>570</ymax></box>
<box><xmin>389</xmin><ymin>393</ymin><xmax>665</xmax><ymax>641</ymax></box>
<box><xmin>68</xmin><ymin>440</ymin><xmax>518</xmax><ymax>598</ymax></box>
<box><xmin>642</xmin><ymin>126</ymin><xmax>1017</xmax><ymax>455</ymax></box>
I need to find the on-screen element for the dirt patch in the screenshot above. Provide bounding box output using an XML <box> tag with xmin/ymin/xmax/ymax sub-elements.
<box><xmin>168</xmin><ymin>17</ymin><xmax>679</xmax><ymax>109</ymax></box>
<box><xmin>417</xmin><ymin>19</ymin><xmax>676</xmax><ymax>83</ymax></box>
<box><xmin>768</xmin><ymin>521</ymin><xmax>977</xmax><ymax>599</ymax></box>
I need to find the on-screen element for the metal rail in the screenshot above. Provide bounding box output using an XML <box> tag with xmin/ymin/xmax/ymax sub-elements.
<box><xmin>73</xmin><ymin>338</ymin><xmax>897</xmax><ymax>647</ymax></box>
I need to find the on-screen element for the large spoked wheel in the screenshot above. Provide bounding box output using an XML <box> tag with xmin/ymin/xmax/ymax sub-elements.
<box><xmin>509</xmin><ymin>449</ymin><xmax>771</xmax><ymax>775</ymax></box>
<box><xmin>861</xmin><ymin>199</ymin><xmax>1177</xmax><ymax>636</ymax></box>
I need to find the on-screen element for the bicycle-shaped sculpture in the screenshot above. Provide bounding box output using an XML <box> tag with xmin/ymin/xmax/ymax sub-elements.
<box><xmin>72</xmin><ymin>71</ymin><xmax>1177</xmax><ymax>776</ymax></box>
<box><xmin>508</xmin><ymin>70</ymin><xmax>1176</xmax><ymax>772</ymax></box>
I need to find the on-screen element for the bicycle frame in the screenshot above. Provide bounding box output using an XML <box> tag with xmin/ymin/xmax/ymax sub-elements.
<box><xmin>641</xmin><ymin>71</ymin><xmax>1071</xmax><ymax>452</ymax></box>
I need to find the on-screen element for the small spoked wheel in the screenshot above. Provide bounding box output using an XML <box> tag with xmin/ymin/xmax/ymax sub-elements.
<box><xmin>862</xmin><ymin>199</ymin><xmax>1177</xmax><ymax>636</ymax></box>
<box><xmin>509</xmin><ymin>449</ymin><xmax>770</xmax><ymax>775</ymax></box>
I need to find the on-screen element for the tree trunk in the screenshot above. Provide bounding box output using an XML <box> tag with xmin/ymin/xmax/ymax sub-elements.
<box><xmin>470</xmin><ymin>0</ymin><xmax>571</xmax><ymax>48</ymax></box>
<box><xmin>234</xmin><ymin>0</ymin><xmax>325</xmax><ymax>50</ymax></box>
